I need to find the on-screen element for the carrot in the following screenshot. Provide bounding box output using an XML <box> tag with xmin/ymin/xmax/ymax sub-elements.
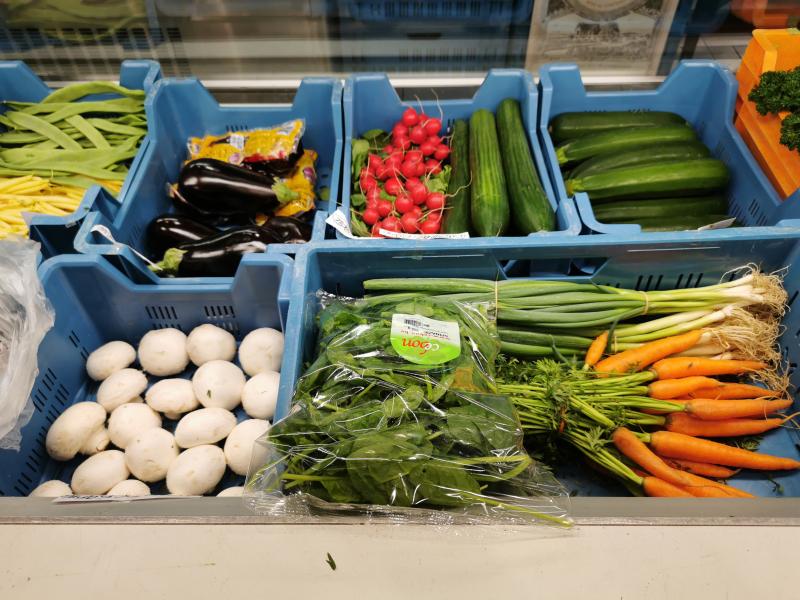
<box><xmin>660</xmin><ymin>456</ymin><xmax>738</xmax><ymax>479</ymax></box>
<box><xmin>612</xmin><ymin>427</ymin><xmax>695</xmax><ymax>488</ymax></box>
<box><xmin>584</xmin><ymin>331</ymin><xmax>609</xmax><ymax>368</ymax></box>
<box><xmin>680</xmin><ymin>474</ymin><xmax>752</xmax><ymax>497</ymax></box>
<box><xmin>642</xmin><ymin>476</ymin><xmax>693</xmax><ymax>497</ymax></box>
<box><xmin>648</xmin><ymin>430</ymin><xmax>800</xmax><ymax>470</ymax></box>
<box><xmin>648</xmin><ymin>376</ymin><xmax>721</xmax><ymax>399</ymax></box>
<box><xmin>665</xmin><ymin>413</ymin><xmax>784</xmax><ymax>437</ymax></box>
<box><xmin>686</xmin><ymin>383</ymin><xmax>779</xmax><ymax>400</ymax></box>
<box><xmin>652</xmin><ymin>357</ymin><xmax>767</xmax><ymax>380</ymax></box>
<box><xmin>596</xmin><ymin>330</ymin><xmax>703</xmax><ymax>375</ymax></box>
<box><xmin>683</xmin><ymin>398</ymin><xmax>793</xmax><ymax>420</ymax></box>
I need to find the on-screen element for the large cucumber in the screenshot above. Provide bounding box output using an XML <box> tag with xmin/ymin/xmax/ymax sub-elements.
<box><xmin>592</xmin><ymin>195</ymin><xmax>728</xmax><ymax>222</ymax></box>
<box><xmin>550</xmin><ymin>111</ymin><xmax>688</xmax><ymax>143</ymax></box>
<box><xmin>469</xmin><ymin>109</ymin><xmax>509</xmax><ymax>237</ymax></box>
<box><xmin>496</xmin><ymin>98</ymin><xmax>555</xmax><ymax>233</ymax></box>
<box><xmin>441</xmin><ymin>119</ymin><xmax>471</xmax><ymax>234</ymax></box>
<box><xmin>566</xmin><ymin>159</ymin><xmax>730</xmax><ymax>200</ymax></box>
<box><xmin>569</xmin><ymin>141</ymin><xmax>711</xmax><ymax>179</ymax></box>
<box><xmin>555</xmin><ymin>125</ymin><xmax>697</xmax><ymax>165</ymax></box>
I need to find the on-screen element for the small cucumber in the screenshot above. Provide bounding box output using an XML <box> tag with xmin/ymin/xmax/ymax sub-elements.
<box><xmin>470</xmin><ymin>109</ymin><xmax>509</xmax><ymax>237</ymax></box>
<box><xmin>550</xmin><ymin>111</ymin><xmax>688</xmax><ymax>143</ymax></box>
<box><xmin>569</xmin><ymin>141</ymin><xmax>711</xmax><ymax>179</ymax></box>
<box><xmin>555</xmin><ymin>125</ymin><xmax>697</xmax><ymax>165</ymax></box>
<box><xmin>441</xmin><ymin>119</ymin><xmax>471</xmax><ymax>234</ymax></box>
<box><xmin>592</xmin><ymin>195</ymin><xmax>728</xmax><ymax>222</ymax></box>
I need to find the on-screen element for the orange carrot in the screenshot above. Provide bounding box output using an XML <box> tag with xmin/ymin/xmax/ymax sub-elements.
<box><xmin>652</xmin><ymin>357</ymin><xmax>767</xmax><ymax>380</ymax></box>
<box><xmin>584</xmin><ymin>331</ymin><xmax>609</xmax><ymax>368</ymax></box>
<box><xmin>682</xmin><ymin>398</ymin><xmax>793</xmax><ymax>421</ymax></box>
<box><xmin>642</xmin><ymin>476</ymin><xmax>693</xmax><ymax>497</ymax></box>
<box><xmin>665</xmin><ymin>413</ymin><xmax>784</xmax><ymax>437</ymax></box>
<box><xmin>686</xmin><ymin>383</ymin><xmax>779</xmax><ymax>400</ymax></box>
<box><xmin>649</xmin><ymin>430</ymin><xmax>800</xmax><ymax>470</ymax></box>
<box><xmin>648</xmin><ymin>376</ymin><xmax>721</xmax><ymax>399</ymax></box>
<box><xmin>660</xmin><ymin>456</ymin><xmax>738</xmax><ymax>479</ymax></box>
<box><xmin>596</xmin><ymin>330</ymin><xmax>703</xmax><ymax>375</ymax></box>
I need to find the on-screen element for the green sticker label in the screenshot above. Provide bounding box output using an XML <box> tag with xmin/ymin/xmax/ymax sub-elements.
<box><xmin>390</xmin><ymin>313</ymin><xmax>461</xmax><ymax>365</ymax></box>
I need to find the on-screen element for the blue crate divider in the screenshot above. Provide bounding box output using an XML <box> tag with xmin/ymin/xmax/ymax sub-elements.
<box><xmin>341</xmin><ymin>0</ymin><xmax>532</xmax><ymax>25</ymax></box>
<box><xmin>0</xmin><ymin>252</ymin><xmax>293</xmax><ymax>497</ymax></box>
<box><xmin>280</xmin><ymin>229</ymin><xmax>800</xmax><ymax>497</ymax></box>
<box><xmin>0</xmin><ymin>59</ymin><xmax>162</xmax><ymax>259</ymax></box>
<box><xmin>538</xmin><ymin>60</ymin><xmax>800</xmax><ymax>238</ymax></box>
<box><xmin>72</xmin><ymin>76</ymin><xmax>343</xmax><ymax>284</ymax></box>
<box><xmin>339</xmin><ymin>69</ymin><xmax>581</xmax><ymax>242</ymax></box>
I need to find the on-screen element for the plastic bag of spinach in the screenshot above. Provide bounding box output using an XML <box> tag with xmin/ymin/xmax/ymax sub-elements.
<box><xmin>245</xmin><ymin>293</ymin><xmax>571</xmax><ymax>526</ymax></box>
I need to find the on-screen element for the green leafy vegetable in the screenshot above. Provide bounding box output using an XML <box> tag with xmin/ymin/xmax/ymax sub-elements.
<box><xmin>748</xmin><ymin>67</ymin><xmax>800</xmax><ymax>116</ymax></box>
<box><xmin>424</xmin><ymin>165</ymin><xmax>452</xmax><ymax>194</ymax></box>
<box><xmin>780</xmin><ymin>112</ymin><xmax>800</xmax><ymax>152</ymax></box>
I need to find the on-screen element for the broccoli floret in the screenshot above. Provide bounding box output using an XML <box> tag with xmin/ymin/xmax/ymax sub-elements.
<box><xmin>780</xmin><ymin>112</ymin><xmax>800</xmax><ymax>153</ymax></box>
<box><xmin>748</xmin><ymin>66</ymin><xmax>800</xmax><ymax>116</ymax></box>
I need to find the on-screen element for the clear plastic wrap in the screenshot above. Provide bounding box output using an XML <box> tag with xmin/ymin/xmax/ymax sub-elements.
<box><xmin>246</xmin><ymin>293</ymin><xmax>571</xmax><ymax>526</ymax></box>
<box><xmin>0</xmin><ymin>239</ymin><xmax>54</xmax><ymax>450</ymax></box>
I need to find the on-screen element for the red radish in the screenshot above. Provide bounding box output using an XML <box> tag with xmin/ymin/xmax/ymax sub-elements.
<box><xmin>360</xmin><ymin>172</ymin><xmax>377</xmax><ymax>192</ymax></box>
<box><xmin>434</xmin><ymin>145</ymin><xmax>450</xmax><ymax>160</ymax></box>
<box><xmin>395</xmin><ymin>136</ymin><xmax>411</xmax><ymax>151</ymax></box>
<box><xmin>409</xmin><ymin>126</ymin><xmax>427</xmax><ymax>145</ymax></box>
<box><xmin>366</xmin><ymin>187</ymin><xmax>381</xmax><ymax>203</ymax></box>
<box><xmin>426</xmin><ymin>210</ymin><xmax>443</xmax><ymax>222</ymax></box>
<box><xmin>362</xmin><ymin>208</ymin><xmax>379</xmax><ymax>225</ymax></box>
<box><xmin>400</xmin><ymin>161</ymin><xmax>418</xmax><ymax>179</ymax></box>
<box><xmin>419</xmin><ymin>113</ymin><xmax>430</xmax><ymax>122</ymax></box>
<box><xmin>371</xmin><ymin>222</ymin><xmax>384</xmax><ymax>238</ymax></box>
<box><xmin>368</xmin><ymin>154</ymin><xmax>383</xmax><ymax>170</ymax></box>
<box><xmin>400</xmin><ymin>213</ymin><xmax>419</xmax><ymax>233</ymax></box>
<box><xmin>409</xmin><ymin>205</ymin><xmax>423</xmax><ymax>218</ymax></box>
<box><xmin>392</xmin><ymin>123</ymin><xmax>408</xmax><ymax>137</ymax></box>
<box><xmin>427</xmin><ymin>135</ymin><xmax>442</xmax><ymax>146</ymax></box>
<box><xmin>420</xmin><ymin>141</ymin><xmax>436</xmax><ymax>156</ymax></box>
<box><xmin>382</xmin><ymin>144</ymin><xmax>395</xmax><ymax>154</ymax></box>
<box><xmin>424</xmin><ymin>118</ymin><xmax>442</xmax><ymax>135</ymax></box>
<box><xmin>385</xmin><ymin>177</ymin><xmax>403</xmax><ymax>196</ymax></box>
<box><xmin>405</xmin><ymin>150</ymin><xmax>423</xmax><ymax>164</ymax></box>
<box><xmin>385</xmin><ymin>151</ymin><xmax>404</xmax><ymax>168</ymax></box>
<box><xmin>420</xmin><ymin>219</ymin><xmax>441</xmax><ymax>234</ymax></box>
<box><xmin>395</xmin><ymin>194</ymin><xmax>413</xmax><ymax>214</ymax></box>
<box><xmin>405</xmin><ymin>176</ymin><xmax>422</xmax><ymax>189</ymax></box>
<box><xmin>381</xmin><ymin>216</ymin><xmax>401</xmax><ymax>232</ymax></box>
<box><xmin>402</xmin><ymin>108</ymin><xmax>419</xmax><ymax>127</ymax></box>
<box><xmin>426</xmin><ymin>192</ymin><xmax>445</xmax><ymax>210</ymax></box>
<box><xmin>375</xmin><ymin>164</ymin><xmax>391</xmax><ymax>180</ymax></box>
<box><xmin>376</xmin><ymin>200</ymin><xmax>393</xmax><ymax>218</ymax></box>
<box><xmin>425</xmin><ymin>159</ymin><xmax>441</xmax><ymax>174</ymax></box>
<box><xmin>409</xmin><ymin>185</ymin><xmax>428</xmax><ymax>205</ymax></box>
<box><xmin>414</xmin><ymin>162</ymin><xmax>426</xmax><ymax>177</ymax></box>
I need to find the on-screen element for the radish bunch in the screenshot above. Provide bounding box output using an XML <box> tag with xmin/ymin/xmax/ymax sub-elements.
<box><xmin>353</xmin><ymin>107</ymin><xmax>451</xmax><ymax>237</ymax></box>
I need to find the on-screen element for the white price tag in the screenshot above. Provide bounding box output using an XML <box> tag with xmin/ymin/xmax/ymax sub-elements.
<box><xmin>326</xmin><ymin>209</ymin><xmax>470</xmax><ymax>240</ymax></box>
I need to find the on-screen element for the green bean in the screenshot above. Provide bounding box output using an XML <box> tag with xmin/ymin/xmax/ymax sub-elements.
<box><xmin>0</xmin><ymin>161</ymin><xmax>127</xmax><ymax>180</ymax></box>
<box><xmin>5</xmin><ymin>99</ymin><xmax>143</xmax><ymax>118</ymax></box>
<box><xmin>86</xmin><ymin>118</ymin><xmax>146</xmax><ymax>136</ymax></box>
<box><xmin>42</xmin><ymin>82</ymin><xmax>145</xmax><ymax>104</ymax></box>
<box><xmin>65</xmin><ymin>115</ymin><xmax>110</xmax><ymax>150</ymax></box>
<box><xmin>7</xmin><ymin>111</ymin><xmax>81</xmax><ymax>150</ymax></box>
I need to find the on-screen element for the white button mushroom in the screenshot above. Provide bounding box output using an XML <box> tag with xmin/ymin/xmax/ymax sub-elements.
<box><xmin>138</xmin><ymin>328</ymin><xmax>189</xmax><ymax>376</ymax></box>
<box><xmin>108</xmin><ymin>403</ymin><xmax>162</xmax><ymax>449</ymax></box>
<box><xmin>125</xmin><ymin>428</ymin><xmax>179</xmax><ymax>482</ymax></box>
<box><xmin>174</xmin><ymin>408</ymin><xmax>237</xmax><ymax>449</ymax></box>
<box><xmin>85</xmin><ymin>341</ymin><xmax>137</xmax><ymax>381</ymax></box>
<box><xmin>29</xmin><ymin>480</ymin><xmax>72</xmax><ymax>497</ymax></box>
<box><xmin>192</xmin><ymin>360</ymin><xmax>245</xmax><ymax>410</ymax></box>
<box><xmin>166</xmin><ymin>445</ymin><xmax>226</xmax><ymax>496</ymax></box>
<box><xmin>79</xmin><ymin>427</ymin><xmax>110</xmax><ymax>456</ymax></box>
<box><xmin>46</xmin><ymin>402</ymin><xmax>107</xmax><ymax>461</ymax></box>
<box><xmin>96</xmin><ymin>368</ymin><xmax>148</xmax><ymax>413</ymax></box>
<box><xmin>238</xmin><ymin>328</ymin><xmax>284</xmax><ymax>376</ymax></box>
<box><xmin>241</xmin><ymin>371</ymin><xmax>280</xmax><ymax>420</ymax></box>
<box><xmin>217</xmin><ymin>486</ymin><xmax>244</xmax><ymax>497</ymax></box>
<box><xmin>186</xmin><ymin>324</ymin><xmax>237</xmax><ymax>367</ymax></box>
<box><xmin>71</xmin><ymin>450</ymin><xmax>130</xmax><ymax>495</ymax></box>
<box><xmin>107</xmin><ymin>479</ymin><xmax>151</xmax><ymax>496</ymax></box>
<box><xmin>223</xmin><ymin>419</ymin><xmax>270</xmax><ymax>476</ymax></box>
<box><xmin>145</xmin><ymin>378</ymin><xmax>199</xmax><ymax>417</ymax></box>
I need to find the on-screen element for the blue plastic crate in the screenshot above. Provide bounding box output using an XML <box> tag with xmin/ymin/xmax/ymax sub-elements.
<box><xmin>0</xmin><ymin>59</ymin><xmax>162</xmax><ymax>259</ymax></box>
<box><xmin>0</xmin><ymin>252</ymin><xmax>293</xmax><ymax>497</ymax></box>
<box><xmin>538</xmin><ymin>60</ymin><xmax>800</xmax><ymax>237</ymax></box>
<box><xmin>280</xmin><ymin>229</ymin><xmax>800</xmax><ymax>497</ymax></box>
<box><xmin>341</xmin><ymin>0</ymin><xmax>532</xmax><ymax>25</ymax></box>
<box><xmin>72</xmin><ymin>76</ymin><xmax>343</xmax><ymax>284</ymax></box>
<box><xmin>339</xmin><ymin>69</ymin><xmax>581</xmax><ymax>241</ymax></box>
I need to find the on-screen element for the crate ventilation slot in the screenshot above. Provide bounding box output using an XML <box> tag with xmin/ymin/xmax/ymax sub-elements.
<box><xmin>146</xmin><ymin>305</ymin><xmax>179</xmax><ymax>325</ymax></box>
<box><xmin>674</xmin><ymin>272</ymin><xmax>704</xmax><ymax>289</ymax></box>
<box><xmin>204</xmin><ymin>305</ymin><xmax>235</xmax><ymax>319</ymax></box>
<box><xmin>634</xmin><ymin>274</ymin><xmax>664</xmax><ymax>292</ymax></box>
<box><xmin>789</xmin><ymin>291</ymin><xmax>799</xmax><ymax>308</ymax></box>
<box><xmin>67</xmin><ymin>330</ymin><xmax>89</xmax><ymax>360</ymax></box>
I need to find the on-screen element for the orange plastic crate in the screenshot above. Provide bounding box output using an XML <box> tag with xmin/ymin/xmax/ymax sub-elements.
<box><xmin>733</xmin><ymin>2</ymin><xmax>800</xmax><ymax>28</ymax></box>
<box><xmin>735</xmin><ymin>28</ymin><xmax>800</xmax><ymax>198</ymax></box>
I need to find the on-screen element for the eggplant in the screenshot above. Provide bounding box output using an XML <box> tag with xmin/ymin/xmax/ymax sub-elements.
<box><xmin>263</xmin><ymin>216</ymin><xmax>312</xmax><ymax>242</ymax></box>
<box><xmin>170</xmin><ymin>185</ymin><xmax>256</xmax><ymax>228</ymax></box>
<box><xmin>151</xmin><ymin>226</ymin><xmax>283</xmax><ymax>278</ymax></box>
<box><xmin>177</xmin><ymin>158</ymin><xmax>281</xmax><ymax>216</ymax></box>
<box><xmin>244</xmin><ymin>140</ymin><xmax>304</xmax><ymax>179</ymax></box>
<box><xmin>146</xmin><ymin>214</ymin><xmax>218</xmax><ymax>258</ymax></box>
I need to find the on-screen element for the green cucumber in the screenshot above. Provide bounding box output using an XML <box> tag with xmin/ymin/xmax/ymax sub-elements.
<box><xmin>569</xmin><ymin>141</ymin><xmax>711</xmax><ymax>179</ymax></box>
<box><xmin>550</xmin><ymin>111</ymin><xmax>688</xmax><ymax>143</ymax></box>
<box><xmin>566</xmin><ymin>159</ymin><xmax>729</xmax><ymax>200</ymax></box>
<box><xmin>592</xmin><ymin>196</ymin><xmax>728</xmax><ymax>222</ymax></box>
<box><xmin>555</xmin><ymin>125</ymin><xmax>697</xmax><ymax>165</ymax></box>
<box><xmin>442</xmin><ymin>119</ymin><xmax>471</xmax><ymax>234</ymax></box>
<box><xmin>496</xmin><ymin>98</ymin><xmax>555</xmax><ymax>233</ymax></box>
<box><xmin>628</xmin><ymin>215</ymin><xmax>734</xmax><ymax>232</ymax></box>
<box><xmin>470</xmin><ymin>109</ymin><xmax>509</xmax><ymax>237</ymax></box>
